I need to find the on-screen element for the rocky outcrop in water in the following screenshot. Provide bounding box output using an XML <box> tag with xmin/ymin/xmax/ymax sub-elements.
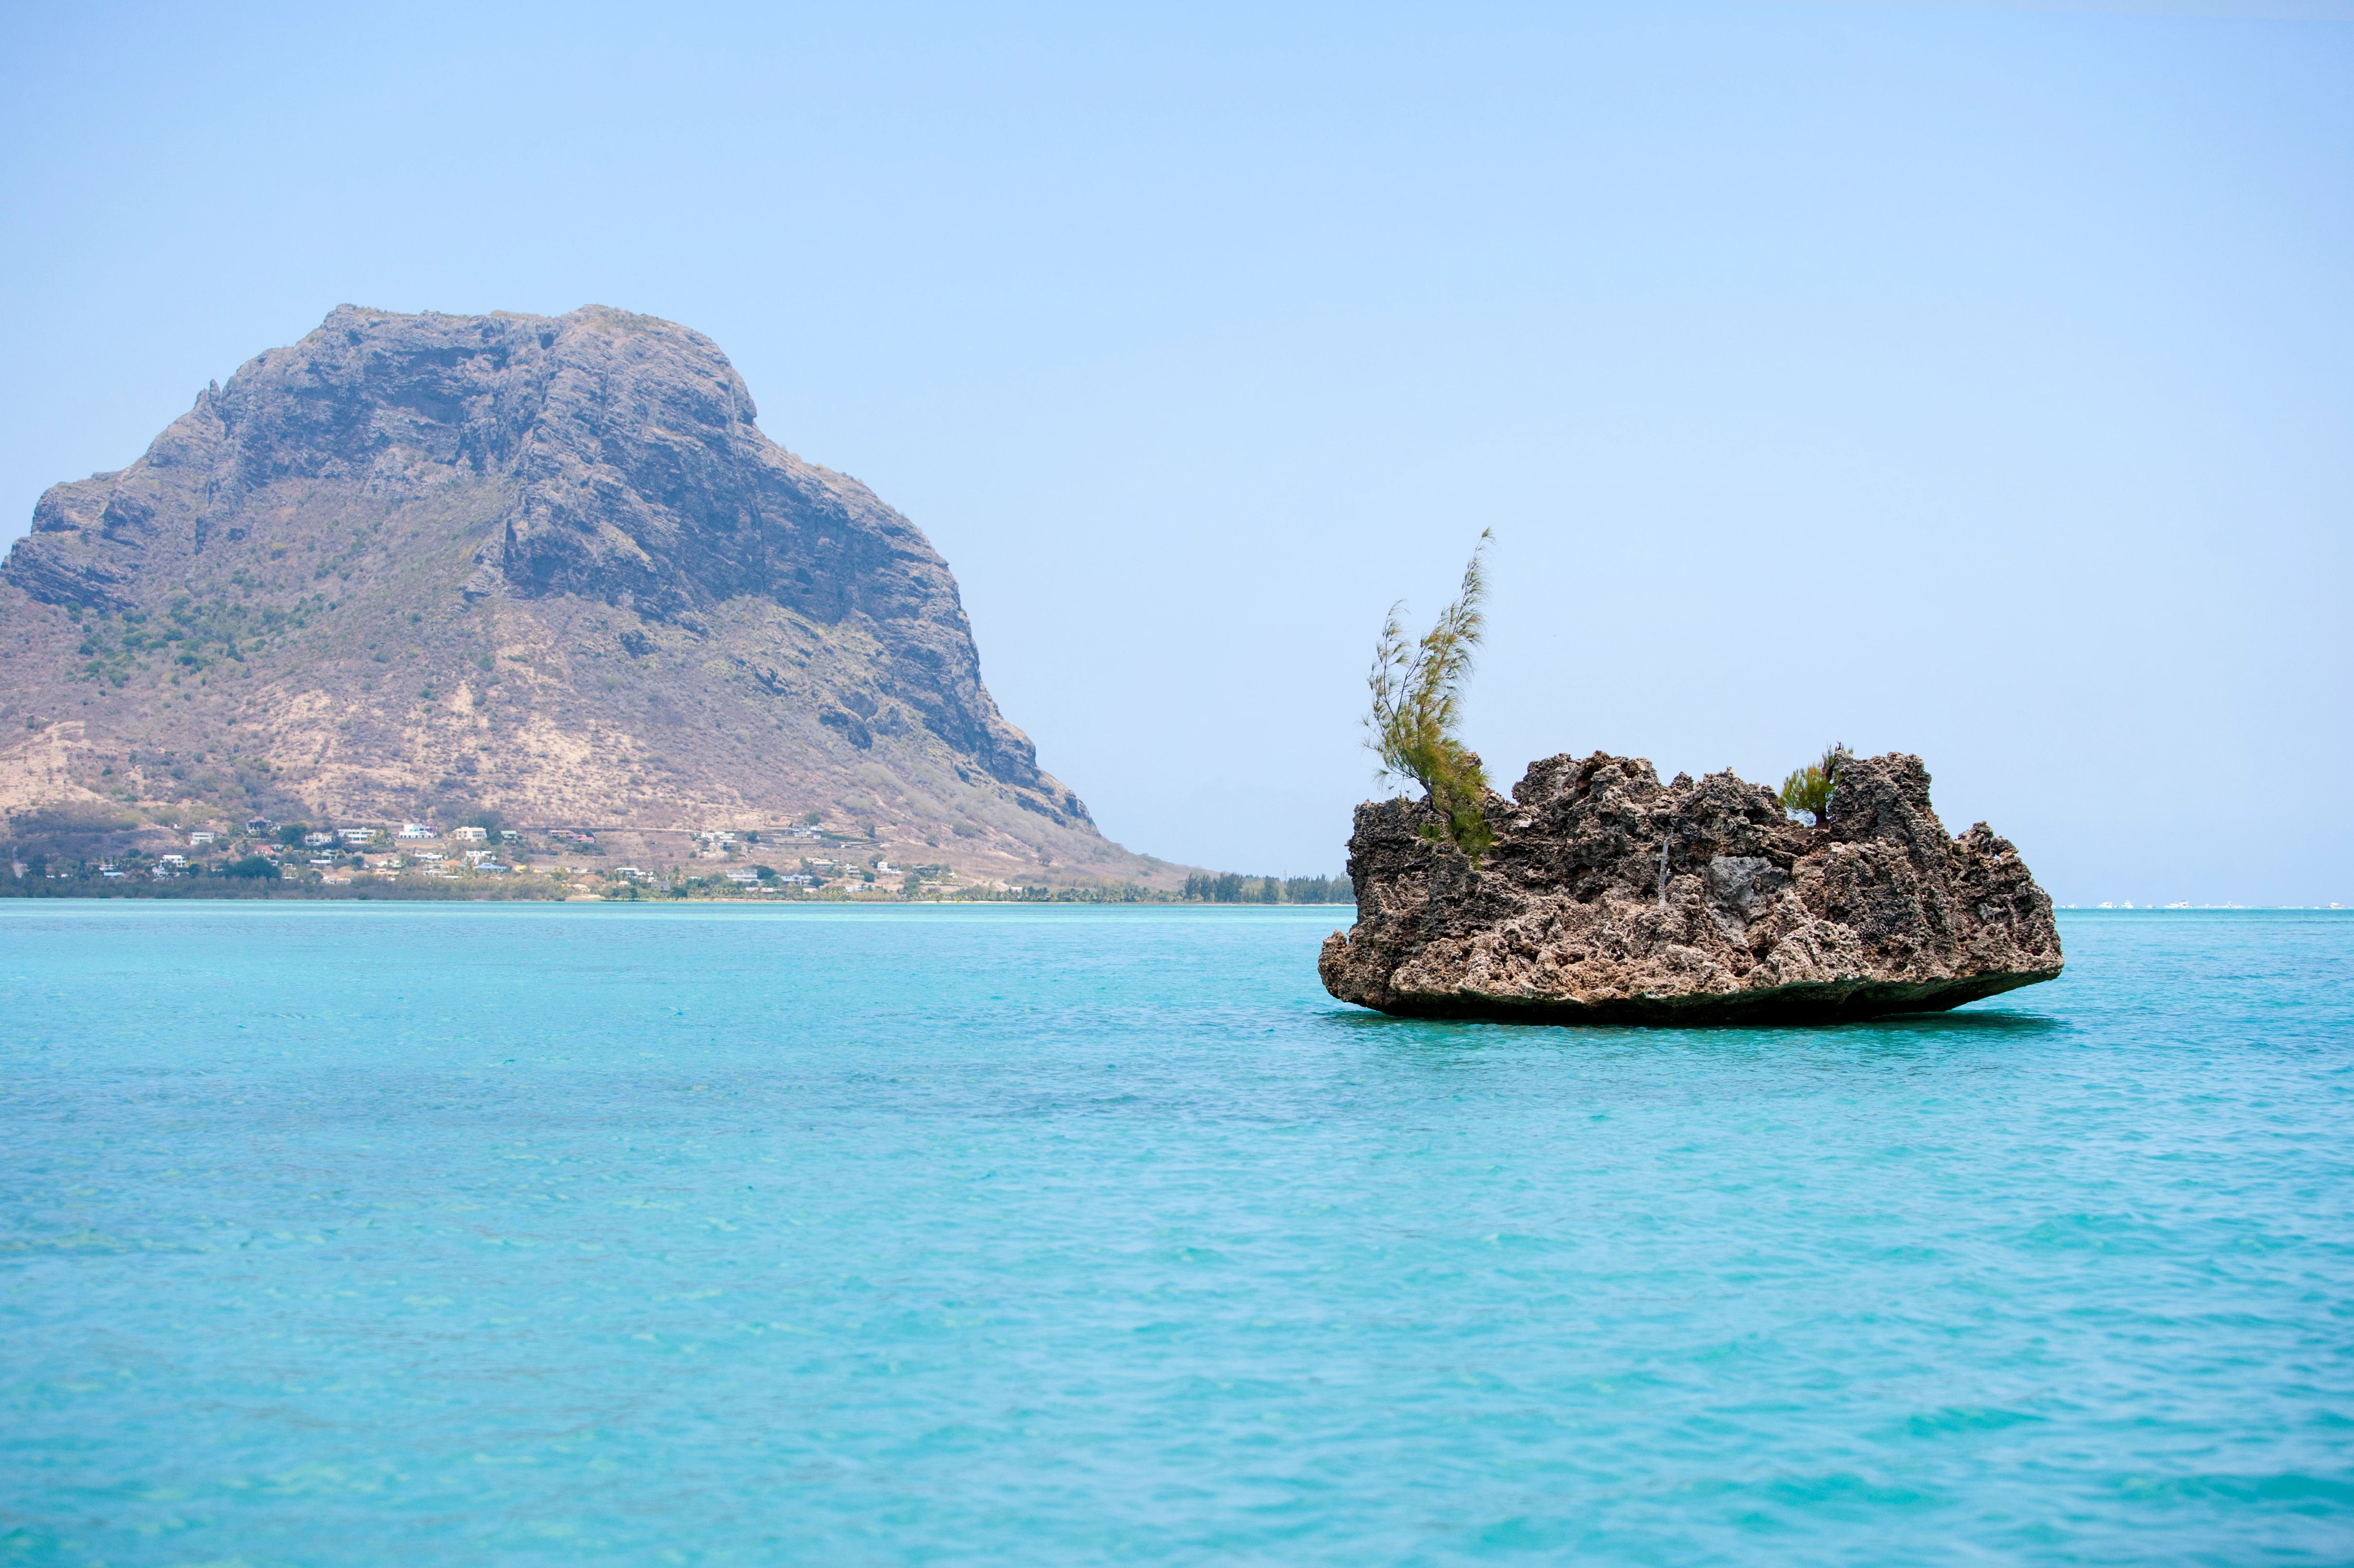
<box><xmin>1320</xmin><ymin>751</ymin><xmax>2062</xmax><ymax>1025</ymax></box>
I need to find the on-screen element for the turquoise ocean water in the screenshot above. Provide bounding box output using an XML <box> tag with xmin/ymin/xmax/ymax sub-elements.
<box><xmin>2</xmin><ymin>904</ymin><xmax>2350</xmax><ymax>1564</ymax></box>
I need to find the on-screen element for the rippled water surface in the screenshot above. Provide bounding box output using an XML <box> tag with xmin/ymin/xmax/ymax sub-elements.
<box><xmin>3</xmin><ymin>904</ymin><xmax>2351</xmax><ymax>1565</ymax></box>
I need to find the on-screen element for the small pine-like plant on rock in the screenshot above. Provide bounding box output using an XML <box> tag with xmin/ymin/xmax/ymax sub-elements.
<box><xmin>1779</xmin><ymin>742</ymin><xmax>1850</xmax><ymax>827</ymax></box>
<box><xmin>1366</xmin><ymin>530</ymin><xmax>1497</xmax><ymax>859</ymax></box>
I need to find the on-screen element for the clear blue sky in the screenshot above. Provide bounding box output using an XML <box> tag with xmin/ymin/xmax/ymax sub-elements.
<box><xmin>5</xmin><ymin>1</ymin><xmax>2348</xmax><ymax>903</ymax></box>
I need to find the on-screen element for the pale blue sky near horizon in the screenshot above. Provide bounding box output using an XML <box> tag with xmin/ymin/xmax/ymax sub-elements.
<box><xmin>3</xmin><ymin>1</ymin><xmax>2347</xmax><ymax>903</ymax></box>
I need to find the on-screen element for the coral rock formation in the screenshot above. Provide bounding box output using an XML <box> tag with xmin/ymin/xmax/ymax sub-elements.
<box><xmin>1320</xmin><ymin>751</ymin><xmax>2062</xmax><ymax>1025</ymax></box>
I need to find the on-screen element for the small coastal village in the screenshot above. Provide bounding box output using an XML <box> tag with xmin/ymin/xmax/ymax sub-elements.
<box><xmin>0</xmin><ymin>809</ymin><xmax>1350</xmax><ymax>904</ymax></box>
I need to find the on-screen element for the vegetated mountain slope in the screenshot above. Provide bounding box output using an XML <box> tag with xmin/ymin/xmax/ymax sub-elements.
<box><xmin>0</xmin><ymin>304</ymin><xmax>1158</xmax><ymax>886</ymax></box>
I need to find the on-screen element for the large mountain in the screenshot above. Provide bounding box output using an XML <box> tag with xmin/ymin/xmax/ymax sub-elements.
<box><xmin>0</xmin><ymin>304</ymin><xmax>1155</xmax><ymax>885</ymax></box>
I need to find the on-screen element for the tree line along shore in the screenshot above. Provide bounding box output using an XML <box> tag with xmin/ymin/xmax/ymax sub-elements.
<box><xmin>1</xmin><ymin>811</ymin><xmax>1350</xmax><ymax>905</ymax></box>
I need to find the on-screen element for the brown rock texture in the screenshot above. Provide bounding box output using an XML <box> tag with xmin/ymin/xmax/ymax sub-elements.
<box><xmin>1320</xmin><ymin>751</ymin><xmax>2062</xmax><ymax>1025</ymax></box>
<box><xmin>0</xmin><ymin>304</ymin><xmax>1177</xmax><ymax>889</ymax></box>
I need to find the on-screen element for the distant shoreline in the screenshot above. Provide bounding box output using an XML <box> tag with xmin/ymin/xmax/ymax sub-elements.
<box><xmin>0</xmin><ymin>890</ymin><xmax>1359</xmax><ymax>908</ymax></box>
<box><xmin>2054</xmin><ymin>905</ymin><xmax>2349</xmax><ymax>913</ymax></box>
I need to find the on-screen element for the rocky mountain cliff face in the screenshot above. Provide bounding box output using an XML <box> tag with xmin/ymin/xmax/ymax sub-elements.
<box><xmin>0</xmin><ymin>305</ymin><xmax>1144</xmax><ymax>883</ymax></box>
<box><xmin>1320</xmin><ymin>751</ymin><xmax>2062</xmax><ymax>1024</ymax></box>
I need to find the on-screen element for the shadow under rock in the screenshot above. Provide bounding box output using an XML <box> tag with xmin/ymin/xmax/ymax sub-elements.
<box><xmin>1316</xmin><ymin>1003</ymin><xmax>2069</xmax><ymax>1044</ymax></box>
<box><xmin>1859</xmin><ymin>1008</ymin><xmax>2068</xmax><ymax>1036</ymax></box>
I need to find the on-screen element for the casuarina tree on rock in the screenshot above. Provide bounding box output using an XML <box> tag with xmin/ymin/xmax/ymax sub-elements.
<box><xmin>1365</xmin><ymin>529</ymin><xmax>1496</xmax><ymax>859</ymax></box>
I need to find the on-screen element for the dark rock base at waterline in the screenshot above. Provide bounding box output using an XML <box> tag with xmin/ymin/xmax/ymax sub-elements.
<box><xmin>1346</xmin><ymin>966</ymin><xmax>2064</xmax><ymax>1028</ymax></box>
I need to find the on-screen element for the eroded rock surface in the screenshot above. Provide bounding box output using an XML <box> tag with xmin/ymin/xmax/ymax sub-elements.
<box><xmin>1320</xmin><ymin>751</ymin><xmax>2061</xmax><ymax>1025</ymax></box>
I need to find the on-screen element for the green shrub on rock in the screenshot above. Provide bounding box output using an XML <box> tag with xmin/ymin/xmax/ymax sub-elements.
<box><xmin>1779</xmin><ymin>743</ymin><xmax>1850</xmax><ymax>827</ymax></box>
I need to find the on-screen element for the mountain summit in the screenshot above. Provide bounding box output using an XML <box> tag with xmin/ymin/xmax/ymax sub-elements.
<box><xmin>0</xmin><ymin>304</ymin><xmax>1139</xmax><ymax>882</ymax></box>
